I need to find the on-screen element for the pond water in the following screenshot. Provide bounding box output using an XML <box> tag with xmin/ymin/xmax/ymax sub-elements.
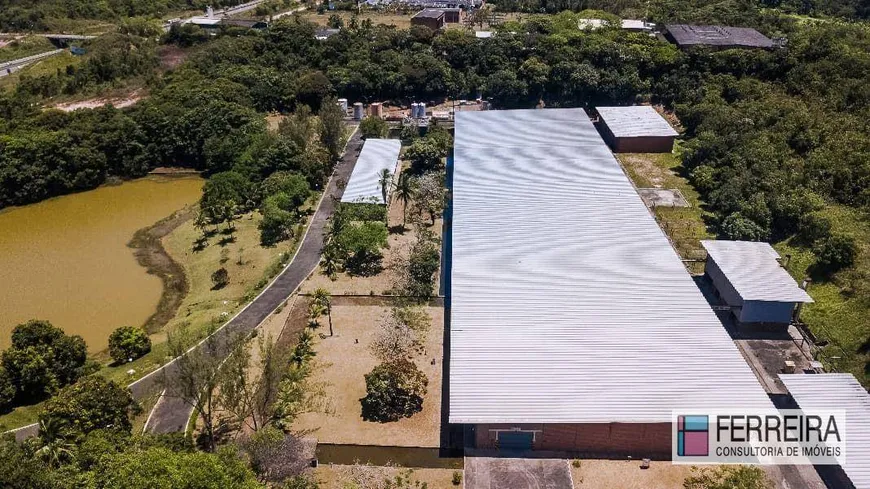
<box><xmin>0</xmin><ymin>176</ymin><xmax>204</xmax><ymax>352</ymax></box>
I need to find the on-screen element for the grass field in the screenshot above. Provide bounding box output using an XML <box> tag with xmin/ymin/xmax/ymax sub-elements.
<box><xmin>0</xmin><ymin>36</ymin><xmax>56</xmax><ymax>63</ymax></box>
<box><xmin>0</xmin><ymin>51</ymin><xmax>80</xmax><ymax>91</ymax></box>
<box><xmin>300</xmin><ymin>10</ymin><xmax>414</xmax><ymax>29</ymax></box>
<box><xmin>617</xmin><ymin>144</ymin><xmax>713</xmax><ymax>272</ymax></box>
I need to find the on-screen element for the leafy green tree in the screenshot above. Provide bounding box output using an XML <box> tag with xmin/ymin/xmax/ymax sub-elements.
<box><xmin>108</xmin><ymin>326</ymin><xmax>152</xmax><ymax>364</ymax></box>
<box><xmin>319</xmin><ymin>96</ymin><xmax>347</xmax><ymax>164</ymax></box>
<box><xmin>1</xmin><ymin>320</ymin><xmax>87</xmax><ymax>400</ymax></box>
<box><xmin>404</xmin><ymin>138</ymin><xmax>444</xmax><ymax>174</ymax></box>
<box><xmin>360</xmin><ymin>116</ymin><xmax>389</xmax><ymax>139</ymax></box>
<box><xmin>684</xmin><ymin>466</ymin><xmax>772</xmax><ymax>489</ymax></box>
<box><xmin>0</xmin><ymin>436</ymin><xmax>52</xmax><ymax>489</ymax></box>
<box><xmin>259</xmin><ymin>171</ymin><xmax>311</xmax><ymax>207</ymax></box>
<box><xmin>719</xmin><ymin>212</ymin><xmax>768</xmax><ymax>241</ymax></box>
<box><xmin>39</xmin><ymin>376</ymin><xmax>139</xmax><ymax>442</ymax></box>
<box><xmin>361</xmin><ymin>359</ymin><xmax>428</xmax><ymax>422</ymax></box>
<box><xmin>259</xmin><ymin>192</ymin><xmax>302</xmax><ymax>246</ymax></box>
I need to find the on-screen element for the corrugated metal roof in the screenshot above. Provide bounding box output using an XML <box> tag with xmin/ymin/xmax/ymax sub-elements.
<box><xmin>341</xmin><ymin>139</ymin><xmax>401</xmax><ymax>204</ymax></box>
<box><xmin>701</xmin><ymin>240</ymin><xmax>813</xmax><ymax>303</ymax></box>
<box><xmin>596</xmin><ymin>106</ymin><xmax>679</xmax><ymax>138</ymax></box>
<box><xmin>413</xmin><ymin>8</ymin><xmax>446</xmax><ymax>18</ymax></box>
<box><xmin>449</xmin><ymin>109</ymin><xmax>772</xmax><ymax>424</ymax></box>
<box><xmin>780</xmin><ymin>374</ymin><xmax>870</xmax><ymax>489</ymax></box>
<box><xmin>665</xmin><ymin>24</ymin><xmax>775</xmax><ymax>48</ymax></box>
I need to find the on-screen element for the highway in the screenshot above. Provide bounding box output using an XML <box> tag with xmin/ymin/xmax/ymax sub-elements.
<box><xmin>0</xmin><ymin>49</ymin><xmax>65</xmax><ymax>78</ymax></box>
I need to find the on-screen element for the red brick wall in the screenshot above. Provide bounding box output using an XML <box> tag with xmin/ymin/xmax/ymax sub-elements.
<box><xmin>475</xmin><ymin>423</ymin><xmax>672</xmax><ymax>458</ymax></box>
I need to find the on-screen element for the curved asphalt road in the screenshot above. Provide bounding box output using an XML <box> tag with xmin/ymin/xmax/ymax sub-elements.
<box><xmin>140</xmin><ymin>129</ymin><xmax>363</xmax><ymax>434</ymax></box>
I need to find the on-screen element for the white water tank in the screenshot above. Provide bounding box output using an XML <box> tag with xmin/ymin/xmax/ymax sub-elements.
<box><xmin>338</xmin><ymin>98</ymin><xmax>348</xmax><ymax>112</ymax></box>
<box><xmin>418</xmin><ymin>102</ymin><xmax>426</xmax><ymax>119</ymax></box>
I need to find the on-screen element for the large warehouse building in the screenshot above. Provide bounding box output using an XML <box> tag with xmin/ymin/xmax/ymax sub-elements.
<box><xmin>341</xmin><ymin>138</ymin><xmax>401</xmax><ymax>205</ymax></box>
<box><xmin>449</xmin><ymin>109</ymin><xmax>772</xmax><ymax>456</ymax></box>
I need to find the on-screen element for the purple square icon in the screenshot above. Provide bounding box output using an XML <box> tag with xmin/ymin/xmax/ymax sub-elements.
<box><xmin>683</xmin><ymin>431</ymin><xmax>709</xmax><ymax>456</ymax></box>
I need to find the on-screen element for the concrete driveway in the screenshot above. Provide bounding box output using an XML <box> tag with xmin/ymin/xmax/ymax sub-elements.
<box><xmin>465</xmin><ymin>457</ymin><xmax>573</xmax><ymax>489</ymax></box>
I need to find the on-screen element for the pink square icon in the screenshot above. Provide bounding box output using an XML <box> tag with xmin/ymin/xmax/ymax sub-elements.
<box><xmin>683</xmin><ymin>431</ymin><xmax>709</xmax><ymax>456</ymax></box>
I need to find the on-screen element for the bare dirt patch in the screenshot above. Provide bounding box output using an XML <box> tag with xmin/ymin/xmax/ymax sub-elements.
<box><xmin>290</xmin><ymin>302</ymin><xmax>444</xmax><ymax>447</ymax></box>
<box><xmin>571</xmin><ymin>459</ymin><xmax>694</xmax><ymax>489</ymax></box>
<box><xmin>52</xmin><ymin>90</ymin><xmax>143</xmax><ymax>112</ymax></box>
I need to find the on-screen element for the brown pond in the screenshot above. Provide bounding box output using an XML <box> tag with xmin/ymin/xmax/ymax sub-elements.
<box><xmin>0</xmin><ymin>176</ymin><xmax>203</xmax><ymax>352</ymax></box>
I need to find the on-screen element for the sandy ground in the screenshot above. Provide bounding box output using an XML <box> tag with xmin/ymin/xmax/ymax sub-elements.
<box><xmin>291</xmin><ymin>302</ymin><xmax>444</xmax><ymax>447</ymax></box>
<box><xmin>571</xmin><ymin>460</ymin><xmax>695</xmax><ymax>488</ymax></box>
<box><xmin>315</xmin><ymin>465</ymin><xmax>459</xmax><ymax>489</ymax></box>
<box><xmin>52</xmin><ymin>90</ymin><xmax>143</xmax><ymax>111</ymax></box>
<box><xmin>301</xmin><ymin>168</ymin><xmax>443</xmax><ymax>296</ymax></box>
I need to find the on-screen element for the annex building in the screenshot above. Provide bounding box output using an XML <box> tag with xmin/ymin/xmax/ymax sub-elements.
<box><xmin>341</xmin><ymin>138</ymin><xmax>401</xmax><ymax>205</ymax></box>
<box><xmin>449</xmin><ymin>109</ymin><xmax>772</xmax><ymax>456</ymax></box>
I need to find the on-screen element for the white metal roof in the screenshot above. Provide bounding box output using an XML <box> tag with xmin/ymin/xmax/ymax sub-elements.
<box><xmin>449</xmin><ymin>108</ymin><xmax>772</xmax><ymax>424</ymax></box>
<box><xmin>780</xmin><ymin>374</ymin><xmax>870</xmax><ymax>489</ymax></box>
<box><xmin>341</xmin><ymin>139</ymin><xmax>401</xmax><ymax>204</ymax></box>
<box><xmin>701</xmin><ymin>240</ymin><xmax>813</xmax><ymax>303</ymax></box>
<box><xmin>596</xmin><ymin>105</ymin><xmax>679</xmax><ymax>138</ymax></box>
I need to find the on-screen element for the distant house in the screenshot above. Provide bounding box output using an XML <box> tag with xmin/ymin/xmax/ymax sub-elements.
<box><xmin>315</xmin><ymin>28</ymin><xmax>341</xmax><ymax>40</ymax></box>
<box><xmin>578</xmin><ymin>18</ymin><xmax>653</xmax><ymax>32</ymax></box>
<box><xmin>664</xmin><ymin>24</ymin><xmax>775</xmax><ymax>49</ymax></box>
<box><xmin>701</xmin><ymin>240</ymin><xmax>813</xmax><ymax>325</ymax></box>
<box><xmin>595</xmin><ymin>106</ymin><xmax>678</xmax><ymax>153</ymax></box>
<box><xmin>411</xmin><ymin>9</ymin><xmax>446</xmax><ymax>30</ymax></box>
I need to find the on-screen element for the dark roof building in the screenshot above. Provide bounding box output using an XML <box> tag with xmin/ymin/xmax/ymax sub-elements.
<box><xmin>411</xmin><ymin>9</ymin><xmax>446</xmax><ymax>30</ymax></box>
<box><xmin>664</xmin><ymin>24</ymin><xmax>774</xmax><ymax>49</ymax></box>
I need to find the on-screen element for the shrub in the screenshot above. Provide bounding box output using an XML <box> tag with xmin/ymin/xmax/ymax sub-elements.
<box><xmin>452</xmin><ymin>470</ymin><xmax>463</xmax><ymax>485</ymax></box>
<box><xmin>359</xmin><ymin>116</ymin><xmax>389</xmax><ymax>139</ymax></box>
<box><xmin>360</xmin><ymin>359</ymin><xmax>428</xmax><ymax>422</ymax></box>
<box><xmin>683</xmin><ymin>466</ymin><xmax>772</xmax><ymax>489</ymax></box>
<box><xmin>212</xmin><ymin>267</ymin><xmax>230</xmax><ymax>289</ymax></box>
<box><xmin>39</xmin><ymin>376</ymin><xmax>139</xmax><ymax>442</ymax></box>
<box><xmin>813</xmin><ymin>233</ymin><xmax>857</xmax><ymax>276</ymax></box>
<box><xmin>719</xmin><ymin>212</ymin><xmax>767</xmax><ymax>241</ymax></box>
<box><xmin>108</xmin><ymin>326</ymin><xmax>152</xmax><ymax>364</ymax></box>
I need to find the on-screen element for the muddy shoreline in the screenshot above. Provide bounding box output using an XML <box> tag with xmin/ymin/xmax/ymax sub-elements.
<box><xmin>128</xmin><ymin>207</ymin><xmax>194</xmax><ymax>334</ymax></box>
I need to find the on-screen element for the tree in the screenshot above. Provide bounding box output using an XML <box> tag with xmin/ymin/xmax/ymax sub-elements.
<box><xmin>412</xmin><ymin>171</ymin><xmax>446</xmax><ymax>225</ymax></box>
<box><xmin>39</xmin><ymin>376</ymin><xmax>139</xmax><ymax>442</ymax></box>
<box><xmin>360</xmin><ymin>359</ymin><xmax>428</xmax><ymax>422</ymax></box>
<box><xmin>34</xmin><ymin>418</ymin><xmax>75</xmax><ymax>468</ymax></box>
<box><xmin>259</xmin><ymin>192</ymin><xmax>302</xmax><ymax>246</ymax></box>
<box><xmin>379</xmin><ymin>168</ymin><xmax>393</xmax><ymax>207</ymax></box>
<box><xmin>160</xmin><ymin>327</ymin><xmax>237</xmax><ymax>452</ymax></box>
<box><xmin>212</xmin><ymin>267</ymin><xmax>230</xmax><ymax>289</ymax></box>
<box><xmin>239</xmin><ymin>427</ymin><xmax>310</xmax><ymax>483</ymax></box>
<box><xmin>312</xmin><ymin>288</ymin><xmax>333</xmax><ymax>336</ymax></box>
<box><xmin>1</xmin><ymin>320</ymin><xmax>87</xmax><ymax>401</ymax></box>
<box><xmin>404</xmin><ymin>138</ymin><xmax>444</xmax><ymax>174</ymax></box>
<box><xmin>813</xmin><ymin>233</ymin><xmax>857</xmax><ymax>276</ymax></box>
<box><xmin>259</xmin><ymin>171</ymin><xmax>311</xmax><ymax>207</ymax></box>
<box><xmin>108</xmin><ymin>326</ymin><xmax>152</xmax><ymax>364</ymax></box>
<box><xmin>327</xmin><ymin>14</ymin><xmax>344</xmax><ymax>29</ymax></box>
<box><xmin>360</xmin><ymin>116</ymin><xmax>389</xmax><ymax>139</ymax></box>
<box><xmin>719</xmin><ymin>212</ymin><xmax>768</xmax><ymax>241</ymax></box>
<box><xmin>0</xmin><ymin>436</ymin><xmax>52</xmax><ymax>489</ymax></box>
<box><xmin>405</xmin><ymin>232</ymin><xmax>441</xmax><ymax>297</ymax></box>
<box><xmin>319</xmin><ymin>96</ymin><xmax>346</xmax><ymax>164</ymax></box>
<box><xmin>684</xmin><ymin>466</ymin><xmax>772</xmax><ymax>489</ymax></box>
<box><xmin>217</xmin><ymin>334</ymin><xmax>286</xmax><ymax>432</ymax></box>
<box><xmin>370</xmin><ymin>307</ymin><xmax>429</xmax><ymax>363</ymax></box>
<box><xmin>199</xmin><ymin>171</ymin><xmax>250</xmax><ymax>232</ymax></box>
<box><xmin>393</xmin><ymin>172</ymin><xmax>417</xmax><ymax>229</ymax></box>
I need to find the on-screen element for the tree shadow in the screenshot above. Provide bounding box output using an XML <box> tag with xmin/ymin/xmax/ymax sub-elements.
<box><xmin>217</xmin><ymin>235</ymin><xmax>237</xmax><ymax>247</ymax></box>
<box><xmin>389</xmin><ymin>224</ymin><xmax>407</xmax><ymax>235</ymax></box>
<box><xmin>192</xmin><ymin>236</ymin><xmax>208</xmax><ymax>252</ymax></box>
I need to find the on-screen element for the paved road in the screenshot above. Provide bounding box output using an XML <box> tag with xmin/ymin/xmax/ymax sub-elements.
<box><xmin>0</xmin><ymin>49</ymin><xmax>65</xmax><ymax>78</ymax></box>
<box><xmin>141</xmin><ymin>129</ymin><xmax>362</xmax><ymax>433</ymax></box>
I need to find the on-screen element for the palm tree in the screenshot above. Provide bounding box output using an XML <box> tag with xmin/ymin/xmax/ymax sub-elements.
<box><xmin>378</xmin><ymin>168</ymin><xmax>392</xmax><ymax>205</ymax></box>
<box><xmin>36</xmin><ymin>418</ymin><xmax>74</xmax><ymax>468</ymax></box>
<box><xmin>393</xmin><ymin>172</ymin><xmax>416</xmax><ymax>229</ymax></box>
<box><xmin>312</xmin><ymin>288</ymin><xmax>333</xmax><ymax>336</ymax></box>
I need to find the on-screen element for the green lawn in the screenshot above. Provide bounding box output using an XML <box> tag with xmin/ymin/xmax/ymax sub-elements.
<box><xmin>0</xmin><ymin>36</ymin><xmax>56</xmax><ymax>63</ymax></box>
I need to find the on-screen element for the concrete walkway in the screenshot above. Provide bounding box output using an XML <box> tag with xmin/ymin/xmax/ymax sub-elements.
<box><xmin>465</xmin><ymin>457</ymin><xmax>573</xmax><ymax>489</ymax></box>
<box><xmin>141</xmin><ymin>129</ymin><xmax>363</xmax><ymax>434</ymax></box>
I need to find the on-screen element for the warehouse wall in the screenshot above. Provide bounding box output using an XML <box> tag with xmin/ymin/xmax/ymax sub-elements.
<box><xmin>705</xmin><ymin>257</ymin><xmax>743</xmax><ymax>307</ymax></box>
<box><xmin>740</xmin><ymin>300</ymin><xmax>796</xmax><ymax>324</ymax></box>
<box><xmin>475</xmin><ymin>423</ymin><xmax>672</xmax><ymax>458</ymax></box>
<box><xmin>613</xmin><ymin>136</ymin><xmax>675</xmax><ymax>153</ymax></box>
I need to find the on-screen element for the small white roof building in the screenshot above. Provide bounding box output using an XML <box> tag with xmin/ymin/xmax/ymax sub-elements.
<box><xmin>780</xmin><ymin>374</ymin><xmax>870</xmax><ymax>489</ymax></box>
<box><xmin>341</xmin><ymin>139</ymin><xmax>401</xmax><ymax>204</ymax></box>
<box><xmin>474</xmin><ymin>30</ymin><xmax>493</xmax><ymax>38</ymax></box>
<box><xmin>701</xmin><ymin>240</ymin><xmax>813</xmax><ymax>303</ymax></box>
<box><xmin>596</xmin><ymin>106</ymin><xmax>679</xmax><ymax>138</ymax></box>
